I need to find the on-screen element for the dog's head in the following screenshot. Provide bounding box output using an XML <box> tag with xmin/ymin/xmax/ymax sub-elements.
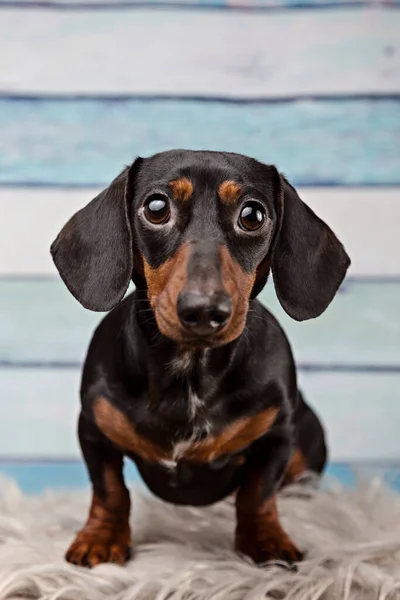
<box><xmin>51</xmin><ymin>150</ymin><xmax>350</xmax><ymax>347</ymax></box>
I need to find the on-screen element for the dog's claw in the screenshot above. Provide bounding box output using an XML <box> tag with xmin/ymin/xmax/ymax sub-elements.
<box><xmin>236</xmin><ymin>530</ymin><xmax>304</xmax><ymax>567</ymax></box>
<box><xmin>66</xmin><ymin>526</ymin><xmax>132</xmax><ymax>568</ymax></box>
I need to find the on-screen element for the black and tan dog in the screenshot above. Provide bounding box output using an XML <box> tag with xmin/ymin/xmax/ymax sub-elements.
<box><xmin>51</xmin><ymin>149</ymin><xmax>350</xmax><ymax>568</ymax></box>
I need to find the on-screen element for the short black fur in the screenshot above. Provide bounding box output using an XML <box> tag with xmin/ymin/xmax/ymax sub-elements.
<box><xmin>51</xmin><ymin>149</ymin><xmax>349</xmax><ymax>567</ymax></box>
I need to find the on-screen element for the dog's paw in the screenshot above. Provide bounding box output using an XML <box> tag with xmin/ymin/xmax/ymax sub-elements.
<box><xmin>235</xmin><ymin>529</ymin><xmax>303</xmax><ymax>566</ymax></box>
<box><xmin>66</xmin><ymin>524</ymin><xmax>132</xmax><ymax>568</ymax></box>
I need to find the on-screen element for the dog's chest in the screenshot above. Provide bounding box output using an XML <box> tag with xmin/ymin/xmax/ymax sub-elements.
<box><xmin>94</xmin><ymin>393</ymin><xmax>276</xmax><ymax>477</ymax></box>
<box><xmin>162</xmin><ymin>378</ymin><xmax>215</xmax><ymax>466</ymax></box>
<box><xmin>163</xmin><ymin>414</ymin><xmax>214</xmax><ymax>469</ymax></box>
<box><xmin>167</xmin><ymin>351</ymin><xmax>212</xmax><ymax>422</ymax></box>
<box><xmin>144</xmin><ymin>390</ymin><xmax>240</xmax><ymax>491</ymax></box>
<box><xmin>94</xmin><ymin>347</ymin><xmax>276</xmax><ymax>478</ymax></box>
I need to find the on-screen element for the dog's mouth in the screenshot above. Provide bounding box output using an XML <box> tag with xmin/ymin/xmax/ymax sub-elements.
<box><xmin>153</xmin><ymin>296</ymin><xmax>248</xmax><ymax>348</ymax></box>
<box><xmin>142</xmin><ymin>242</ymin><xmax>255</xmax><ymax>348</ymax></box>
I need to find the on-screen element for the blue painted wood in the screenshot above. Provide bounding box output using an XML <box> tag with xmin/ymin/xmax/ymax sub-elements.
<box><xmin>0</xmin><ymin>460</ymin><xmax>399</xmax><ymax>495</ymax></box>
<box><xmin>0</xmin><ymin>460</ymin><xmax>140</xmax><ymax>494</ymax></box>
<box><xmin>0</xmin><ymin>99</ymin><xmax>399</xmax><ymax>186</ymax></box>
<box><xmin>2</xmin><ymin>0</ymin><xmax>399</xmax><ymax>10</ymax></box>
<box><xmin>1</xmin><ymin>280</ymin><xmax>399</xmax><ymax>366</ymax></box>
<box><xmin>3</xmin><ymin>0</ymin><xmax>399</xmax><ymax>9</ymax></box>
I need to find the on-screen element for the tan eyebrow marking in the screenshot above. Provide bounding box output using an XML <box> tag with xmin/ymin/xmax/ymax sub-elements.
<box><xmin>168</xmin><ymin>178</ymin><xmax>193</xmax><ymax>202</ymax></box>
<box><xmin>218</xmin><ymin>180</ymin><xmax>242</xmax><ymax>205</ymax></box>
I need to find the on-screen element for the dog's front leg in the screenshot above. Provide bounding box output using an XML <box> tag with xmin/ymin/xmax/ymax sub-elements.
<box><xmin>66</xmin><ymin>413</ymin><xmax>132</xmax><ymax>567</ymax></box>
<box><xmin>235</xmin><ymin>433</ymin><xmax>303</xmax><ymax>565</ymax></box>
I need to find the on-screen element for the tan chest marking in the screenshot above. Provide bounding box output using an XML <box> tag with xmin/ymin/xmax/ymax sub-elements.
<box><xmin>93</xmin><ymin>397</ymin><xmax>168</xmax><ymax>462</ymax></box>
<box><xmin>93</xmin><ymin>396</ymin><xmax>278</xmax><ymax>464</ymax></box>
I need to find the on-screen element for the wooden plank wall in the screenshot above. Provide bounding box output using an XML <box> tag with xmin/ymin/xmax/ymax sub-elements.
<box><xmin>0</xmin><ymin>0</ymin><xmax>399</xmax><ymax>464</ymax></box>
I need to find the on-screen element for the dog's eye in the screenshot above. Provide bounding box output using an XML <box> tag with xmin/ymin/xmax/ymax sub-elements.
<box><xmin>238</xmin><ymin>202</ymin><xmax>265</xmax><ymax>231</ymax></box>
<box><xmin>144</xmin><ymin>195</ymin><xmax>170</xmax><ymax>225</ymax></box>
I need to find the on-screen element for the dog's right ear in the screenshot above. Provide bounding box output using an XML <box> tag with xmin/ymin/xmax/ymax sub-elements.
<box><xmin>51</xmin><ymin>158</ymin><xmax>142</xmax><ymax>312</ymax></box>
<box><xmin>271</xmin><ymin>172</ymin><xmax>350</xmax><ymax>321</ymax></box>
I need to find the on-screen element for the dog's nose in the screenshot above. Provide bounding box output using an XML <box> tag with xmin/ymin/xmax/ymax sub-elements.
<box><xmin>177</xmin><ymin>292</ymin><xmax>232</xmax><ymax>336</ymax></box>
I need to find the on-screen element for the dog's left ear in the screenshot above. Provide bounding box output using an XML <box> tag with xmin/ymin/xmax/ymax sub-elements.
<box><xmin>51</xmin><ymin>159</ymin><xmax>142</xmax><ymax>312</ymax></box>
<box><xmin>270</xmin><ymin>172</ymin><xmax>350</xmax><ymax>321</ymax></box>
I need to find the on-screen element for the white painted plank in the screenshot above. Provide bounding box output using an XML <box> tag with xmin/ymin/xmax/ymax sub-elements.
<box><xmin>0</xmin><ymin>187</ymin><xmax>398</xmax><ymax>276</ymax></box>
<box><xmin>299</xmin><ymin>372</ymin><xmax>400</xmax><ymax>462</ymax></box>
<box><xmin>301</xmin><ymin>188</ymin><xmax>400</xmax><ymax>277</ymax></box>
<box><xmin>0</xmin><ymin>370</ymin><xmax>81</xmax><ymax>457</ymax></box>
<box><xmin>0</xmin><ymin>9</ymin><xmax>399</xmax><ymax>96</ymax></box>
<box><xmin>1</xmin><ymin>368</ymin><xmax>399</xmax><ymax>460</ymax></box>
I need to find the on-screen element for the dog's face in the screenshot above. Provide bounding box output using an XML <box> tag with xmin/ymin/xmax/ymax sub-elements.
<box><xmin>131</xmin><ymin>151</ymin><xmax>278</xmax><ymax>346</ymax></box>
<box><xmin>51</xmin><ymin>150</ymin><xmax>350</xmax><ymax>347</ymax></box>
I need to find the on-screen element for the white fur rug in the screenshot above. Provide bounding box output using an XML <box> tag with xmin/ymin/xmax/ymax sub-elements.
<box><xmin>0</xmin><ymin>476</ymin><xmax>399</xmax><ymax>600</ymax></box>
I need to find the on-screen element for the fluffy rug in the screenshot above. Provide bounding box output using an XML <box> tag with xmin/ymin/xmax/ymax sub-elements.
<box><xmin>0</xmin><ymin>476</ymin><xmax>399</xmax><ymax>600</ymax></box>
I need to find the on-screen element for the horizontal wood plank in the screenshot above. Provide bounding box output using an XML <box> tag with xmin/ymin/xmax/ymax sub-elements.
<box><xmin>0</xmin><ymin>187</ymin><xmax>398</xmax><ymax>276</ymax></box>
<box><xmin>0</xmin><ymin>99</ymin><xmax>399</xmax><ymax>187</ymax></box>
<box><xmin>1</xmin><ymin>368</ymin><xmax>399</xmax><ymax>461</ymax></box>
<box><xmin>1</xmin><ymin>0</ymin><xmax>391</xmax><ymax>8</ymax></box>
<box><xmin>0</xmin><ymin>9</ymin><xmax>399</xmax><ymax>97</ymax></box>
<box><xmin>1</xmin><ymin>279</ymin><xmax>399</xmax><ymax>365</ymax></box>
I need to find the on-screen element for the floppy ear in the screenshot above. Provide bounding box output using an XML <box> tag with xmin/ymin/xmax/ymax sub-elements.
<box><xmin>271</xmin><ymin>174</ymin><xmax>350</xmax><ymax>321</ymax></box>
<box><xmin>51</xmin><ymin>160</ymin><xmax>141</xmax><ymax>312</ymax></box>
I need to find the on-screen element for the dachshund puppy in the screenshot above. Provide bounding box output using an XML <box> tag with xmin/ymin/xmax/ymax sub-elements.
<box><xmin>51</xmin><ymin>150</ymin><xmax>350</xmax><ymax>568</ymax></box>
